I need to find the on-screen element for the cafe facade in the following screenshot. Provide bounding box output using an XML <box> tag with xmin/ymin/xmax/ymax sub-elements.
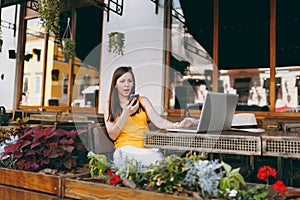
<box><xmin>0</xmin><ymin>0</ymin><xmax>300</xmax><ymax>197</ymax></box>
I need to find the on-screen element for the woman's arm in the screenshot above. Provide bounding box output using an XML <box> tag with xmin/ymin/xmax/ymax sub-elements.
<box><xmin>141</xmin><ymin>96</ymin><xmax>198</xmax><ymax>129</ymax></box>
<box><xmin>103</xmin><ymin>100</ymin><xmax>139</xmax><ymax>140</ymax></box>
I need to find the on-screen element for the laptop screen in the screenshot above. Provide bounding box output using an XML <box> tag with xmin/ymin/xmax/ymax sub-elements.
<box><xmin>197</xmin><ymin>92</ymin><xmax>238</xmax><ymax>132</ymax></box>
<box><xmin>166</xmin><ymin>92</ymin><xmax>238</xmax><ymax>133</ymax></box>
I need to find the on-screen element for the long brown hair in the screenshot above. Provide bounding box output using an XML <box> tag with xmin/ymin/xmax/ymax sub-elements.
<box><xmin>107</xmin><ymin>66</ymin><xmax>138</xmax><ymax>122</ymax></box>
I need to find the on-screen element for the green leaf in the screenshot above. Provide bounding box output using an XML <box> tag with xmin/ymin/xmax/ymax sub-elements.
<box><xmin>231</xmin><ymin>173</ymin><xmax>246</xmax><ymax>185</ymax></box>
<box><xmin>221</xmin><ymin>161</ymin><xmax>232</xmax><ymax>173</ymax></box>
<box><xmin>219</xmin><ymin>178</ymin><xmax>227</xmax><ymax>190</ymax></box>
<box><xmin>231</xmin><ymin>167</ymin><xmax>241</xmax><ymax>174</ymax></box>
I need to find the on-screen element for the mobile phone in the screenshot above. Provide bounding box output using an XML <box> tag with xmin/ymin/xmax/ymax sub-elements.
<box><xmin>128</xmin><ymin>93</ymin><xmax>139</xmax><ymax>103</ymax></box>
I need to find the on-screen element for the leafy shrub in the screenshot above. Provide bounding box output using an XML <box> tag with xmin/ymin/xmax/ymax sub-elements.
<box><xmin>87</xmin><ymin>151</ymin><xmax>108</xmax><ymax>177</ymax></box>
<box><xmin>142</xmin><ymin>154</ymin><xmax>189</xmax><ymax>194</ymax></box>
<box><xmin>0</xmin><ymin>135</ymin><xmax>17</xmax><ymax>168</ymax></box>
<box><xmin>219</xmin><ymin>161</ymin><xmax>246</xmax><ymax>199</ymax></box>
<box><xmin>0</xmin><ymin>118</ymin><xmax>31</xmax><ymax>167</ymax></box>
<box><xmin>38</xmin><ymin>0</ymin><xmax>60</xmax><ymax>36</ymax></box>
<box><xmin>1</xmin><ymin>126</ymin><xmax>88</xmax><ymax>172</ymax></box>
<box><xmin>116</xmin><ymin>159</ymin><xmax>145</xmax><ymax>187</ymax></box>
<box><xmin>183</xmin><ymin>159</ymin><xmax>224</xmax><ymax>197</ymax></box>
<box><xmin>0</xmin><ymin>117</ymin><xmax>30</xmax><ymax>143</ymax></box>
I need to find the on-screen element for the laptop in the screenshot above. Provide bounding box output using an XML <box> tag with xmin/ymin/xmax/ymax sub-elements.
<box><xmin>166</xmin><ymin>92</ymin><xmax>238</xmax><ymax>133</ymax></box>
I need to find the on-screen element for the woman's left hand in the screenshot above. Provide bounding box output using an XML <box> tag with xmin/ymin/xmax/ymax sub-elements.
<box><xmin>179</xmin><ymin>117</ymin><xmax>199</xmax><ymax>128</ymax></box>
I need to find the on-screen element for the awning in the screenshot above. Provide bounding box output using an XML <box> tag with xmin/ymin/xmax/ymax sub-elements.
<box><xmin>81</xmin><ymin>85</ymin><xmax>99</xmax><ymax>94</ymax></box>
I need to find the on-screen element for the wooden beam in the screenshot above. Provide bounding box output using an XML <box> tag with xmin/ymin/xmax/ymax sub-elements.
<box><xmin>212</xmin><ymin>0</ymin><xmax>219</xmax><ymax>92</ymax></box>
<box><xmin>269</xmin><ymin>0</ymin><xmax>276</xmax><ymax>112</ymax></box>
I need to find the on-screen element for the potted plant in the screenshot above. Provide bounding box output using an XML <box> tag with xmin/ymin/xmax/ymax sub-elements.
<box><xmin>108</xmin><ymin>32</ymin><xmax>125</xmax><ymax>55</ymax></box>
<box><xmin>62</xmin><ymin>38</ymin><xmax>76</xmax><ymax>62</ymax></box>
<box><xmin>60</xmin><ymin>17</ymin><xmax>76</xmax><ymax>62</ymax></box>
<box><xmin>0</xmin><ymin>121</ymin><xmax>89</xmax><ymax>196</ymax></box>
<box><xmin>38</xmin><ymin>0</ymin><xmax>60</xmax><ymax>37</ymax></box>
<box><xmin>0</xmin><ymin>118</ymin><xmax>64</xmax><ymax>195</ymax></box>
<box><xmin>1</xmin><ymin>125</ymin><xmax>88</xmax><ymax>172</ymax></box>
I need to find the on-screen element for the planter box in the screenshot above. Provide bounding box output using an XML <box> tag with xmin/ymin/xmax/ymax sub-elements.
<box><xmin>62</xmin><ymin>178</ymin><xmax>194</xmax><ymax>200</ymax></box>
<box><xmin>0</xmin><ymin>167</ymin><xmax>62</xmax><ymax>196</ymax></box>
<box><xmin>0</xmin><ymin>167</ymin><xmax>299</xmax><ymax>199</ymax></box>
<box><xmin>0</xmin><ymin>167</ymin><xmax>195</xmax><ymax>199</ymax></box>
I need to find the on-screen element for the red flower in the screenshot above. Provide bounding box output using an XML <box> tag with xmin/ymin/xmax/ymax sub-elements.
<box><xmin>272</xmin><ymin>180</ymin><xmax>287</xmax><ymax>194</ymax></box>
<box><xmin>257</xmin><ymin>166</ymin><xmax>277</xmax><ymax>181</ymax></box>
<box><xmin>106</xmin><ymin>170</ymin><xmax>113</xmax><ymax>176</ymax></box>
<box><xmin>109</xmin><ymin>174</ymin><xmax>123</xmax><ymax>185</ymax></box>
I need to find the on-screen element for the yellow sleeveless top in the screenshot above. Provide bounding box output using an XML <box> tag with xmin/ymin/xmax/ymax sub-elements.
<box><xmin>114</xmin><ymin>97</ymin><xmax>149</xmax><ymax>149</ymax></box>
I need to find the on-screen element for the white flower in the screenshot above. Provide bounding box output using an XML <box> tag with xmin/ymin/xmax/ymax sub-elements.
<box><xmin>6</xmin><ymin>135</ymin><xmax>18</xmax><ymax>144</ymax></box>
<box><xmin>228</xmin><ymin>189</ymin><xmax>238</xmax><ymax>197</ymax></box>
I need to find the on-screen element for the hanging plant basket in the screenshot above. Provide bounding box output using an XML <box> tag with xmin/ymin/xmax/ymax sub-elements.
<box><xmin>38</xmin><ymin>0</ymin><xmax>61</xmax><ymax>36</ymax></box>
<box><xmin>108</xmin><ymin>32</ymin><xmax>125</xmax><ymax>55</ymax></box>
<box><xmin>61</xmin><ymin>18</ymin><xmax>76</xmax><ymax>62</ymax></box>
<box><xmin>62</xmin><ymin>38</ymin><xmax>76</xmax><ymax>62</ymax></box>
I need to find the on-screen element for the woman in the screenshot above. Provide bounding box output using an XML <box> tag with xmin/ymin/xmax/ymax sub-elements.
<box><xmin>103</xmin><ymin>66</ymin><xmax>198</xmax><ymax>168</ymax></box>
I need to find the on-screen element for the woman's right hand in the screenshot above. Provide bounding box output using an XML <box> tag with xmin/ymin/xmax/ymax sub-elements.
<box><xmin>123</xmin><ymin>97</ymin><xmax>139</xmax><ymax>116</ymax></box>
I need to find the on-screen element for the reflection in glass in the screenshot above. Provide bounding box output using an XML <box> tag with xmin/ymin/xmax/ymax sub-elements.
<box><xmin>170</xmin><ymin>1</ymin><xmax>214</xmax><ymax>111</ymax></box>
<box><xmin>72</xmin><ymin>64</ymin><xmax>99</xmax><ymax>108</ymax></box>
<box><xmin>22</xmin><ymin>18</ymin><xmax>45</xmax><ymax>106</ymax></box>
<box><xmin>44</xmin><ymin>27</ymin><xmax>70</xmax><ymax>107</ymax></box>
<box><xmin>71</xmin><ymin>5</ymin><xmax>102</xmax><ymax>109</ymax></box>
<box><xmin>273</xmin><ymin>66</ymin><xmax>300</xmax><ymax>112</ymax></box>
<box><xmin>170</xmin><ymin>1</ymin><xmax>270</xmax><ymax>112</ymax></box>
<box><xmin>21</xmin><ymin>4</ymin><xmax>102</xmax><ymax>109</ymax></box>
<box><xmin>219</xmin><ymin>69</ymin><xmax>269</xmax><ymax>112</ymax></box>
<box><xmin>275</xmin><ymin>0</ymin><xmax>300</xmax><ymax>112</ymax></box>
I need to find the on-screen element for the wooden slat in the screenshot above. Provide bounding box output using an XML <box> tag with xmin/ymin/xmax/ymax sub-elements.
<box><xmin>0</xmin><ymin>185</ymin><xmax>61</xmax><ymax>200</ymax></box>
<box><xmin>0</xmin><ymin>168</ymin><xmax>61</xmax><ymax>196</ymax></box>
<box><xmin>63</xmin><ymin>179</ymin><xmax>192</xmax><ymax>200</ymax></box>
